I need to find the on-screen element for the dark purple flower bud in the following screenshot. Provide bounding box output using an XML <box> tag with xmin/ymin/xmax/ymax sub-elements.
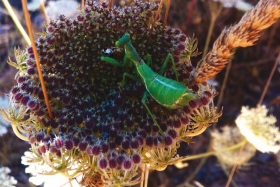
<box><xmin>136</xmin><ymin>136</ymin><xmax>144</xmax><ymax>146</ymax></box>
<box><xmin>27</xmin><ymin>67</ymin><xmax>36</xmax><ymax>75</ymax></box>
<box><xmin>121</xmin><ymin>140</ymin><xmax>130</xmax><ymax>150</ymax></box>
<box><xmin>32</xmin><ymin>87</ymin><xmax>40</xmax><ymax>95</ymax></box>
<box><xmin>174</xmin><ymin>29</ymin><xmax>181</xmax><ymax>35</ymax></box>
<box><xmin>27</xmin><ymin>100</ymin><xmax>38</xmax><ymax>110</ymax></box>
<box><xmin>145</xmin><ymin>136</ymin><xmax>153</xmax><ymax>147</ymax></box>
<box><xmin>181</xmin><ymin>117</ymin><xmax>189</xmax><ymax>125</ymax></box>
<box><xmin>91</xmin><ymin>145</ymin><xmax>101</xmax><ymax>156</ymax></box>
<box><xmin>152</xmin><ymin>124</ymin><xmax>160</xmax><ymax>133</ymax></box>
<box><xmin>62</xmin><ymin>94</ymin><xmax>71</xmax><ymax>104</ymax></box>
<box><xmin>130</xmin><ymin>138</ymin><xmax>140</xmax><ymax>149</ymax></box>
<box><xmin>109</xmin><ymin>158</ymin><xmax>118</xmax><ymax>169</ymax></box>
<box><xmin>200</xmin><ymin>96</ymin><xmax>209</xmax><ymax>105</ymax></box>
<box><xmin>183</xmin><ymin>106</ymin><xmax>191</xmax><ymax>114</ymax></box>
<box><xmin>11</xmin><ymin>87</ymin><xmax>19</xmax><ymax>94</ymax></box>
<box><xmin>47</xmin><ymin>26</ymin><xmax>55</xmax><ymax>33</ymax></box>
<box><xmin>55</xmin><ymin>137</ymin><xmax>64</xmax><ymax>148</ymax></box>
<box><xmin>20</xmin><ymin>83</ymin><xmax>28</xmax><ymax>91</ymax></box>
<box><xmin>47</xmin><ymin>36</ymin><xmax>55</xmax><ymax>45</ymax></box>
<box><xmin>123</xmin><ymin>159</ymin><xmax>132</xmax><ymax>170</ymax></box>
<box><xmin>177</xmin><ymin>43</ymin><xmax>185</xmax><ymax>51</ymax></box>
<box><xmin>138</xmin><ymin>130</ymin><xmax>147</xmax><ymax>139</ymax></box>
<box><xmin>36</xmin><ymin>109</ymin><xmax>45</xmax><ymax>116</ymax></box>
<box><xmin>189</xmin><ymin>100</ymin><xmax>197</xmax><ymax>108</ymax></box>
<box><xmin>84</xmin><ymin>6</ymin><xmax>91</xmax><ymax>13</ymax></box>
<box><xmin>144</xmin><ymin>123</ymin><xmax>152</xmax><ymax>133</ymax></box>
<box><xmin>173</xmin><ymin>50</ymin><xmax>181</xmax><ymax>56</ymax></box>
<box><xmin>164</xmin><ymin>136</ymin><xmax>173</xmax><ymax>146</ymax></box>
<box><xmin>39</xmin><ymin>144</ymin><xmax>47</xmax><ymax>154</ymax></box>
<box><xmin>50</xmin><ymin>146</ymin><xmax>59</xmax><ymax>153</ymax></box>
<box><xmin>172</xmin><ymin>119</ymin><xmax>181</xmax><ymax>128</ymax></box>
<box><xmin>17</xmin><ymin>76</ymin><xmax>26</xmax><ymax>84</ymax></box>
<box><xmin>186</xmin><ymin>65</ymin><xmax>193</xmax><ymax>72</ymax></box>
<box><xmin>132</xmin><ymin>154</ymin><xmax>141</xmax><ymax>164</ymax></box>
<box><xmin>20</xmin><ymin>96</ymin><xmax>30</xmax><ymax>105</ymax></box>
<box><xmin>59</xmin><ymin>15</ymin><xmax>66</xmax><ymax>21</ymax></box>
<box><xmin>117</xmin><ymin>155</ymin><xmax>125</xmax><ymax>166</ymax></box>
<box><xmin>191</xmin><ymin>84</ymin><xmax>199</xmax><ymax>92</ymax></box>
<box><xmin>41</xmin><ymin>118</ymin><xmax>51</xmax><ymax>127</ymax></box>
<box><xmin>79</xmin><ymin>141</ymin><xmax>87</xmax><ymax>151</ymax></box>
<box><xmin>77</xmin><ymin>15</ymin><xmax>84</xmax><ymax>22</ymax></box>
<box><xmin>168</xmin><ymin>129</ymin><xmax>177</xmax><ymax>139</ymax></box>
<box><xmin>179</xmin><ymin>35</ymin><xmax>187</xmax><ymax>42</ymax></box>
<box><xmin>153</xmin><ymin>136</ymin><xmax>162</xmax><ymax>146</ymax></box>
<box><xmin>27</xmin><ymin>47</ymin><xmax>33</xmax><ymax>54</ymax></box>
<box><xmin>101</xmin><ymin>143</ymin><xmax>109</xmax><ymax>153</ymax></box>
<box><xmin>204</xmin><ymin>91</ymin><xmax>212</xmax><ymax>98</ymax></box>
<box><xmin>98</xmin><ymin>158</ymin><xmax>108</xmax><ymax>169</ymax></box>
<box><xmin>65</xmin><ymin>139</ymin><xmax>74</xmax><ymax>150</ymax></box>
<box><xmin>28</xmin><ymin>134</ymin><xmax>36</xmax><ymax>144</ymax></box>
<box><xmin>36</xmin><ymin>131</ymin><xmax>44</xmax><ymax>142</ymax></box>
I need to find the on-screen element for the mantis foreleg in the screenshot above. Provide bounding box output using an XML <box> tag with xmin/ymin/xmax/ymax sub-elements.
<box><xmin>101</xmin><ymin>54</ymin><xmax>129</xmax><ymax>67</ymax></box>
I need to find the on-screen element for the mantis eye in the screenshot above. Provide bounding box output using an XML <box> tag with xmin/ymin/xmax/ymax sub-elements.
<box><xmin>102</xmin><ymin>48</ymin><xmax>114</xmax><ymax>56</ymax></box>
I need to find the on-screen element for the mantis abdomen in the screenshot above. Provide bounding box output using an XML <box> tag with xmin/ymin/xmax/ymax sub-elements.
<box><xmin>136</xmin><ymin>61</ymin><xmax>194</xmax><ymax>109</ymax></box>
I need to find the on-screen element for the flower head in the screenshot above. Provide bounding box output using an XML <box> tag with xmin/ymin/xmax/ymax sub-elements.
<box><xmin>211</xmin><ymin>126</ymin><xmax>256</xmax><ymax>166</ymax></box>
<box><xmin>235</xmin><ymin>105</ymin><xmax>280</xmax><ymax>153</ymax></box>
<box><xmin>0</xmin><ymin>167</ymin><xmax>17</xmax><ymax>187</ymax></box>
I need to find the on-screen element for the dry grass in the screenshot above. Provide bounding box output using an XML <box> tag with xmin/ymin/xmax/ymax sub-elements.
<box><xmin>194</xmin><ymin>0</ymin><xmax>280</xmax><ymax>83</ymax></box>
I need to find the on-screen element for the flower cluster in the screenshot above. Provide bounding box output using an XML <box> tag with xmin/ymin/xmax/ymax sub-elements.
<box><xmin>0</xmin><ymin>167</ymin><xmax>17</xmax><ymax>187</ymax></box>
<box><xmin>211</xmin><ymin>126</ymin><xmax>256</xmax><ymax>166</ymax></box>
<box><xmin>2</xmin><ymin>0</ymin><xmax>220</xmax><ymax>185</ymax></box>
<box><xmin>235</xmin><ymin>105</ymin><xmax>280</xmax><ymax>154</ymax></box>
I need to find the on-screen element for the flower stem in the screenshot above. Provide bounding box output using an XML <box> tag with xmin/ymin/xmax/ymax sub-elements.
<box><xmin>258</xmin><ymin>52</ymin><xmax>280</xmax><ymax>105</ymax></box>
<box><xmin>180</xmin><ymin>139</ymin><xmax>247</xmax><ymax>162</ymax></box>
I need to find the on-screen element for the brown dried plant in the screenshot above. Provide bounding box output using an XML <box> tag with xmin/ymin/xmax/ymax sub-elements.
<box><xmin>194</xmin><ymin>0</ymin><xmax>280</xmax><ymax>83</ymax></box>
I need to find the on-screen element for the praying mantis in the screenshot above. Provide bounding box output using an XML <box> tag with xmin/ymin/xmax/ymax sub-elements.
<box><xmin>101</xmin><ymin>33</ymin><xmax>194</xmax><ymax>132</ymax></box>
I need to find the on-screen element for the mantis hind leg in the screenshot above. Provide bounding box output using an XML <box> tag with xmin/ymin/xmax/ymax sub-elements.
<box><xmin>158</xmin><ymin>53</ymin><xmax>178</xmax><ymax>81</ymax></box>
<box><xmin>141</xmin><ymin>91</ymin><xmax>163</xmax><ymax>133</ymax></box>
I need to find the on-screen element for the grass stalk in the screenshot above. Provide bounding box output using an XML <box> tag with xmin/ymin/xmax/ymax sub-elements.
<box><xmin>2</xmin><ymin>0</ymin><xmax>31</xmax><ymax>45</ymax></box>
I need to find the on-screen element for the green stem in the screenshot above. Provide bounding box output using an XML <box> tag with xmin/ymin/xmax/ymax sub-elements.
<box><xmin>180</xmin><ymin>139</ymin><xmax>247</xmax><ymax>162</ymax></box>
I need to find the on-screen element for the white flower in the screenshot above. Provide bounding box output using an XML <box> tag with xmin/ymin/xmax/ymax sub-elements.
<box><xmin>211</xmin><ymin>126</ymin><xmax>256</xmax><ymax>166</ymax></box>
<box><xmin>236</xmin><ymin>105</ymin><xmax>280</xmax><ymax>153</ymax></box>
<box><xmin>46</xmin><ymin>0</ymin><xmax>79</xmax><ymax>20</ymax></box>
<box><xmin>22</xmin><ymin>151</ymin><xmax>81</xmax><ymax>187</ymax></box>
<box><xmin>0</xmin><ymin>167</ymin><xmax>17</xmax><ymax>187</ymax></box>
<box><xmin>213</xmin><ymin>0</ymin><xmax>253</xmax><ymax>11</ymax></box>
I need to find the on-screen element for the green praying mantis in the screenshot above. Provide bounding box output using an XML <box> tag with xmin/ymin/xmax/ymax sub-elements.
<box><xmin>101</xmin><ymin>33</ymin><xmax>195</xmax><ymax>133</ymax></box>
